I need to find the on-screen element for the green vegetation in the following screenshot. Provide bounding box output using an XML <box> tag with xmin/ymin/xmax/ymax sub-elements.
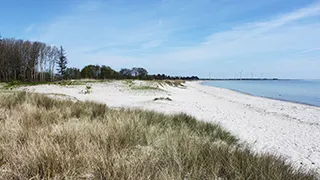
<box><xmin>4</xmin><ymin>80</ymin><xmax>54</xmax><ymax>89</ymax></box>
<box><xmin>0</xmin><ymin>83</ymin><xmax>7</xmax><ymax>89</ymax></box>
<box><xmin>2</xmin><ymin>79</ymin><xmax>185</xmax><ymax>93</ymax></box>
<box><xmin>124</xmin><ymin>79</ymin><xmax>186</xmax><ymax>91</ymax></box>
<box><xmin>153</xmin><ymin>97</ymin><xmax>173</xmax><ymax>101</ymax></box>
<box><xmin>157</xmin><ymin>80</ymin><xmax>185</xmax><ymax>87</ymax></box>
<box><xmin>3</xmin><ymin>79</ymin><xmax>114</xmax><ymax>90</ymax></box>
<box><xmin>131</xmin><ymin>85</ymin><xmax>161</xmax><ymax>91</ymax></box>
<box><xmin>58</xmin><ymin>79</ymin><xmax>112</xmax><ymax>86</ymax></box>
<box><xmin>83</xmin><ymin>85</ymin><xmax>92</xmax><ymax>94</ymax></box>
<box><xmin>0</xmin><ymin>92</ymin><xmax>316</xmax><ymax>179</ymax></box>
<box><xmin>124</xmin><ymin>79</ymin><xmax>134</xmax><ymax>87</ymax></box>
<box><xmin>123</xmin><ymin>80</ymin><xmax>162</xmax><ymax>91</ymax></box>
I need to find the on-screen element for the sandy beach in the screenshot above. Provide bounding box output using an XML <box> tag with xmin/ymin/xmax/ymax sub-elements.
<box><xmin>20</xmin><ymin>80</ymin><xmax>320</xmax><ymax>172</ymax></box>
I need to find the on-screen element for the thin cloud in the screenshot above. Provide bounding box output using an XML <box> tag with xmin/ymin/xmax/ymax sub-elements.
<box><xmin>25</xmin><ymin>24</ymin><xmax>34</xmax><ymax>33</ymax></box>
<box><xmin>152</xmin><ymin>2</ymin><xmax>320</xmax><ymax>62</ymax></box>
<box><xmin>293</xmin><ymin>48</ymin><xmax>320</xmax><ymax>55</ymax></box>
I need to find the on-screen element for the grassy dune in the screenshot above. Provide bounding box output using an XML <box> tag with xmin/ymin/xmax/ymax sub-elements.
<box><xmin>0</xmin><ymin>92</ymin><xmax>316</xmax><ymax>179</ymax></box>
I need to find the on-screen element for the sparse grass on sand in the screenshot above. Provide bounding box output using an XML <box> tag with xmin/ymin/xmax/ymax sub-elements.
<box><xmin>3</xmin><ymin>81</ymin><xmax>54</xmax><ymax>89</ymax></box>
<box><xmin>131</xmin><ymin>85</ymin><xmax>161</xmax><ymax>91</ymax></box>
<box><xmin>156</xmin><ymin>80</ymin><xmax>185</xmax><ymax>87</ymax></box>
<box><xmin>124</xmin><ymin>79</ymin><xmax>134</xmax><ymax>87</ymax></box>
<box><xmin>0</xmin><ymin>92</ymin><xmax>317</xmax><ymax>179</ymax></box>
<box><xmin>0</xmin><ymin>83</ymin><xmax>6</xmax><ymax>89</ymax></box>
<box><xmin>3</xmin><ymin>79</ymin><xmax>113</xmax><ymax>90</ymax></box>
<box><xmin>123</xmin><ymin>80</ymin><xmax>162</xmax><ymax>91</ymax></box>
<box><xmin>123</xmin><ymin>79</ymin><xmax>185</xmax><ymax>91</ymax></box>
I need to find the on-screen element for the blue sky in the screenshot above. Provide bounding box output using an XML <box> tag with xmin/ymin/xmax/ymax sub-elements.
<box><xmin>1</xmin><ymin>0</ymin><xmax>320</xmax><ymax>79</ymax></box>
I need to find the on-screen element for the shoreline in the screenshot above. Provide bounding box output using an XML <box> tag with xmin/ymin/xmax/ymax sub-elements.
<box><xmin>200</xmin><ymin>81</ymin><xmax>320</xmax><ymax>108</ymax></box>
<box><xmin>15</xmin><ymin>80</ymin><xmax>320</xmax><ymax>173</ymax></box>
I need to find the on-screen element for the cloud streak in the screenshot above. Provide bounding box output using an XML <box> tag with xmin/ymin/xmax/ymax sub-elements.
<box><xmin>25</xmin><ymin>24</ymin><xmax>35</xmax><ymax>33</ymax></box>
<box><xmin>293</xmin><ymin>48</ymin><xmax>320</xmax><ymax>55</ymax></box>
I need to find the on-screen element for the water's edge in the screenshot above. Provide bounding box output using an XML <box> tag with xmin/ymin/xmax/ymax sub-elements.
<box><xmin>200</xmin><ymin>81</ymin><xmax>320</xmax><ymax>108</ymax></box>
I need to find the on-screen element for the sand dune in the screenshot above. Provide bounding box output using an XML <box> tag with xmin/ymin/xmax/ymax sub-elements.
<box><xmin>20</xmin><ymin>80</ymin><xmax>320</xmax><ymax>172</ymax></box>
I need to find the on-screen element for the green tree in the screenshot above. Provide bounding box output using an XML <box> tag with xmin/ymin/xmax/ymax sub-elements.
<box><xmin>100</xmin><ymin>65</ymin><xmax>118</xmax><ymax>79</ymax></box>
<box><xmin>119</xmin><ymin>68</ymin><xmax>132</xmax><ymax>79</ymax></box>
<box><xmin>81</xmin><ymin>65</ymin><xmax>100</xmax><ymax>79</ymax></box>
<box><xmin>65</xmin><ymin>67</ymin><xmax>81</xmax><ymax>79</ymax></box>
<box><xmin>131</xmin><ymin>67</ymin><xmax>148</xmax><ymax>79</ymax></box>
<box><xmin>56</xmin><ymin>46</ymin><xmax>67</xmax><ymax>78</ymax></box>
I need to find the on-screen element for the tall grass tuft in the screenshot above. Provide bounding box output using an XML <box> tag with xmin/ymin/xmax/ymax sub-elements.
<box><xmin>0</xmin><ymin>92</ymin><xmax>317</xmax><ymax>179</ymax></box>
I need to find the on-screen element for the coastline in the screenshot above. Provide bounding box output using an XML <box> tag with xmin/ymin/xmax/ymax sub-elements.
<box><xmin>200</xmin><ymin>81</ymin><xmax>320</xmax><ymax>108</ymax></box>
<box><xmin>17</xmin><ymin>80</ymin><xmax>320</xmax><ymax>173</ymax></box>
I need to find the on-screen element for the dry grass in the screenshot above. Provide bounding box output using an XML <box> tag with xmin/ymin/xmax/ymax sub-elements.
<box><xmin>2</xmin><ymin>79</ymin><xmax>113</xmax><ymax>90</ymax></box>
<box><xmin>131</xmin><ymin>86</ymin><xmax>161</xmax><ymax>91</ymax></box>
<box><xmin>125</xmin><ymin>80</ymin><xmax>162</xmax><ymax>91</ymax></box>
<box><xmin>0</xmin><ymin>83</ymin><xmax>6</xmax><ymax>89</ymax></box>
<box><xmin>0</xmin><ymin>92</ymin><xmax>317</xmax><ymax>179</ymax></box>
<box><xmin>156</xmin><ymin>80</ymin><xmax>185</xmax><ymax>88</ymax></box>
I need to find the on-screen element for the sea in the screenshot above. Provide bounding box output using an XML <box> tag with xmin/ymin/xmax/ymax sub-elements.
<box><xmin>202</xmin><ymin>80</ymin><xmax>320</xmax><ymax>107</ymax></box>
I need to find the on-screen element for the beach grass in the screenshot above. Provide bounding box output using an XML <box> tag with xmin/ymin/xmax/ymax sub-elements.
<box><xmin>2</xmin><ymin>79</ymin><xmax>114</xmax><ymax>90</ymax></box>
<box><xmin>128</xmin><ymin>80</ymin><xmax>185</xmax><ymax>91</ymax></box>
<box><xmin>3</xmin><ymin>80</ymin><xmax>54</xmax><ymax>89</ymax></box>
<box><xmin>0</xmin><ymin>92</ymin><xmax>316</xmax><ymax>179</ymax></box>
<box><xmin>131</xmin><ymin>85</ymin><xmax>161</xmax><ymax>91</ymax></box>
<box><xmin>156</xmin><ymin>80</ymin><xmax>186</xmax><ymax>87</ymax></box>
<box><xmin>124</xmin><ymin>79</ymin><xmax>134</xmax><ymax>87</ymax></box>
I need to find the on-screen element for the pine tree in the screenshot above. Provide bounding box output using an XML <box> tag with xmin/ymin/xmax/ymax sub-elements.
<box><xmin>56</xmin><ymin>46</ymin><xmax>67</xmax><ymax>79</ymax></box>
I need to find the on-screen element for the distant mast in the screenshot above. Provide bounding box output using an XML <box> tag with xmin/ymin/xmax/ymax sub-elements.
<box><xmin>239</xmin><ymin>71</ymin><xmax>243</xmax><ymax>80</ymax></box>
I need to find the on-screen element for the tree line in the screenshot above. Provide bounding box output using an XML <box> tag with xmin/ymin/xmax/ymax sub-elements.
<box><xmin>0</xmin><ymin>36</ymin><xmax>67</xmax><ymax>82</ymax></box>
<box><xmin>0</xmin><ymin>36</ymin><xmax>198</xmax><ymax>82</ymax></box>
<box><xmin>65</xmin><ymin>65</ymin><xmax>199</xmax><ymax>80</ymax></box>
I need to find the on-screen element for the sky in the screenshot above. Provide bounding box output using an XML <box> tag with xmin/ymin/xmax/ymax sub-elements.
<box><xmin>0</xmin><ymin>0</ymin><xmax>320</xmax><ymax>79</ymax></box>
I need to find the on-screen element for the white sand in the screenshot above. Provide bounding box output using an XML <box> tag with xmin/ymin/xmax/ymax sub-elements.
<box><xmin>20</xmin><ymin>80</ymin><xmax>320</xmax><ymax>172</ymax></box>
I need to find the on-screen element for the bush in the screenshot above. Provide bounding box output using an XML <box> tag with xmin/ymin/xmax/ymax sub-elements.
<box><xmin>153</xmin><ymin>97</ymin><xmax>172</xmax><ymax>101</ymax></box>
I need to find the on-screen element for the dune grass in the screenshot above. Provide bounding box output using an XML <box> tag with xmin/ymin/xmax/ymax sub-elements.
<box><xmin>2</xmin><ymin>79</ymin><xmax>114</xmax><ymax>90</ymax></box>
<box><xmin>0</xmin><ymin>92</ymin><xmax>316</xmax><ymax>179</ymax></box>
<box><xmin>0</xmin><ymin>83</ymin><xmax>6</xmax><ymax>89</ymax></box>
<box><xmin>124</xmin><ymin>79</ymin><xmax>185</xmax><ymax>91</ymax></box>
<box><xmin>156</xmin><ymin>80</ymin><xmax>185</xmax><ymax>88</ymax></box>
<box><xmin>124</xmin><ymin>80</ymin><xmax>162</xmax><ymax>91</ymax></box>
<box><xmin>3</xmin><ymin>80</ymin><xmax>54</xmax><ymax>89</ymax></box>
<box><xmin>124</xmin><ymin>79</ymin><xmax>134</xmax><ymax>87</ymax></box>
<box><xmin>131</xmin><ymin>85</ymin><xmax>161</xmax><ymax>91</ymax></box>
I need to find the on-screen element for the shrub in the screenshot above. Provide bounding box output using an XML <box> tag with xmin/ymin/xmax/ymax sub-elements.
<box><xmin>153</xmin><ymin>97</ymin><xmax>172</xmax><ymax>101</ymax></box>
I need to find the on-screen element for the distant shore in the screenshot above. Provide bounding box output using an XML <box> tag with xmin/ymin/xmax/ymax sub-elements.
<box><xmin>17</xmin><ymin>80</ymin><xmax>320</xmax><ymax>172</ymax></box>
<box><xmin>200</xmin><ymin>78</ymin><xmax>279</xmax><ymax>81</ymax></box>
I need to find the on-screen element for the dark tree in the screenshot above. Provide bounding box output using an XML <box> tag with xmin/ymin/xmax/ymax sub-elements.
<box><xmin>81</xmin><ymin>65</ymin><xmax>100</xmax><ymax>79</ymax></box>
<box><xmin>0</xmin><ymin>35</ymin><xmax>61</xmax><ymax>82</ymax></box>
<box><xmin>119</xmin><ymin>68</ymin><xmax>132</xmax><ymax>78</ymax></box>
<box><xmin>65</xmin><ymin>68</ymin><xmax>81</xmax><ymax>79</ymax></box>
<box><xmin>56</xmin><ymin>46</ymin><xmax>67</xmax><ymax>78</ymax></box>
<box><xmin>100</xmin><ymin>65</ymin><xmax>118</xmax><ymax>79</ymax></box>
<box><xmin>131</xmin><ymin>67</ymin><xmax>148</xmax><ymax>77</ymax></box>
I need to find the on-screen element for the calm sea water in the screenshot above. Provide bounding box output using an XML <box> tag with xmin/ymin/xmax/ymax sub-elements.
<box><xmin>202</xmin><ymin>80</ymin><xmax>320</xmax><ymax>107</ymax></box>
